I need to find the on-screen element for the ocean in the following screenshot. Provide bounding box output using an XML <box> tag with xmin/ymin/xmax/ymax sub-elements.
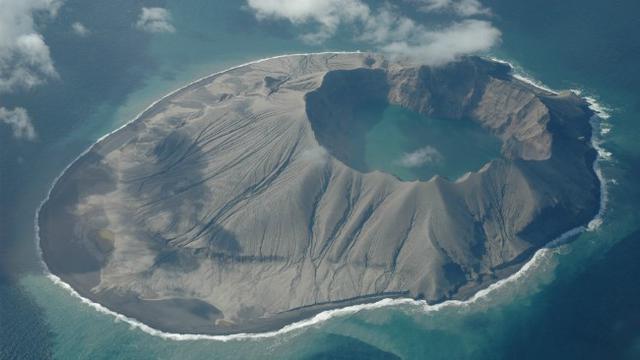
<box><xmin>1</xmin><ymin>0</ymin><xmax>639</xmax><ymax>359</ymax></box>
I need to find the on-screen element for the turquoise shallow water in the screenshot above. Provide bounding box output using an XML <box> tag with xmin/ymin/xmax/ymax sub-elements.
<box><xmin>1</xmin><ymin>0</ymin><xmax>639</xmax><ymax>359</ymax></box>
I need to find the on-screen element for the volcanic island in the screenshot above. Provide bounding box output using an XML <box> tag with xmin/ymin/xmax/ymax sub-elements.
<box><xmin>38</xmin><ymin>52</ymin><xmax>600</xmax><ymax>335</ymax></box>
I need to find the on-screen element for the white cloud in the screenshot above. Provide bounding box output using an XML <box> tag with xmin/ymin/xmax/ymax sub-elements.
<box><xmin>245</xmin><ymin>0</ymin><xmax>500</xmax><ymax>65</ymax></box>
<box><xmin>136</xmin><ymin>7</ymin><xmax>176</xmax><ymax>33</ymax></box>
<box><xmin>0</xmin><ymin>0</ymin><xmax>63</xmax><ymax>93</ymax></box>
<box><xmin>0</xmin><ymin>107</ymin><xmax>37</xmax><ymax>141</ymax></box>
<box><xmin>381</xmin><ymin>19</ymin><xmax>501</xmax><ymax>66</ymax></box>
<box><xmin>359</xmin><ymin>6</ymin><xmax>418</xmax><ymax>44</ymax></box>
<box><xmin>248</xmin><ymin>0</ymin><xmax>369</xmax><ymax>44</ymax></box>
<box><xmin>412</xmin><ymin>0</ymin><xmax>490</xmax><ymax>16</ymax></box>
<box><xmin>71</xmin><ymin>22</ymin><xmax>90</xmax><ymax>36</ymax></box>
<box><xmin>395</xmin><ymin>146</ymin><xmax>442</xmax><ymax>167</ymax></box>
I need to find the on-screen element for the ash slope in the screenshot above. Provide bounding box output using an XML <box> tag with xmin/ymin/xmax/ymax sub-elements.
<box><xmin>39</xmin><ymin>53</ymin><xmax>600</xmax><ymax>335</ymax></box>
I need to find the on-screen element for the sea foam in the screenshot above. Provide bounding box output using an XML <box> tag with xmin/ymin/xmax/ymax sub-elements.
<box><xmin>34</xmin><ymin>53</ymin><xmax>611</xmax><ymax>342</ymax></box>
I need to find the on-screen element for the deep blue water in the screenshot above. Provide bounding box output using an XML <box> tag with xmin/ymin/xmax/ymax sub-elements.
<box><xmin>1</xmin><ymin>0</ymin><xmax>639</xmax><ymax>359</ymax></box>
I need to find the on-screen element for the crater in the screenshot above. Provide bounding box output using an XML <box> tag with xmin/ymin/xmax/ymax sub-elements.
<box><xmin>306</xmin><ymin>68</ymin><xmax>503</xmax><ymax>181</ymax></box>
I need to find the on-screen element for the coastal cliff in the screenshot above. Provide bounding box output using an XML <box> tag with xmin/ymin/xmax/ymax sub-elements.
<box><xmin>38</xmin><ymin>53</ymin><xmax>600</xmax><ymax>335</ymax></box>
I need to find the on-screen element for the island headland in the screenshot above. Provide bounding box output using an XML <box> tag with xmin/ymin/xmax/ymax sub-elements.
<box><xmin>38</xmin><ymin>52</ymin><xmax>600</xmax><ymax>335</ymax></box>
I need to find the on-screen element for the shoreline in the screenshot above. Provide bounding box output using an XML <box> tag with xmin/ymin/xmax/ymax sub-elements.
<box><xmin>34</xmin><ymin>52</ymin><xmax>610</xmax><ymax>341</ymax></box>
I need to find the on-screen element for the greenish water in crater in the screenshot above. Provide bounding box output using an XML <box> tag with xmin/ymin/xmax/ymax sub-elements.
<box><xmin>361</xmin><ymin>105</ymin><xmax>502</xmax><ymax>181</ymax></box>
